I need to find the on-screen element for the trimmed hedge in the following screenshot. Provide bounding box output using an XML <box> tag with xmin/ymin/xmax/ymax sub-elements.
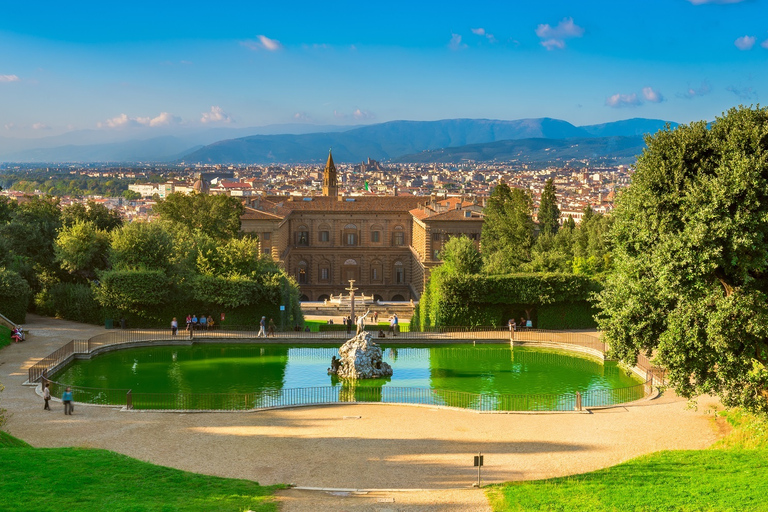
<box><xmin>416</xmin><ymin>272</ymin><xmax>601</xmax><ymax>328</ymax></box>
<box><xmin>0</xmin><ymin>268</ymin><xmax>31</xmax><ymax>324</ymax></box>
<box><xmin>35</xmin><ymin>282</ymin><xmax>103</xmax><ymax>324</ymax></box>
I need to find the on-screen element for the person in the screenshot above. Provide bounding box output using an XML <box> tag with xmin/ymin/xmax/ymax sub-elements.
<box><xmin>185</xmin><ymin>314</ymin><xmax>192</xmax><ymax>331</ymax></box>
<box><xmin>257</xmin><ymin>316</ymin><xmax>267</xmax><ymax>337</ymax></box>
<box><xmin>378</xmin><ymin>329</ymin><xmax>386</xmax><ymax>338</ymax></box>
<box><xmin>191</xmin><ymin>315</ymin><xmax>198</xmax><ymax>330</ymax></box>
<box><xmin>345</xmin><ymin>316</ymin><xmax>352</xmax><ymax>335</ymax></box>
<box><xmin>304</xmin><ymin>326</ymin><xmax>310</xmax><ymax>332</ymax></box>
<box><xmin>207</xmin><ymin>315</ymin><xmax>214</xmax><ymax>330</ymax></box>
<box><xmin>526</xmin><ymin>318</ymin><xmax>533</xmax><ymax>328</ymax></box>
<box><xmin>328</xmin><ymin>318</ymin><xmax>334</xmax><ymax>325</ymax></box>
<box><xmin>388</xmin><ymin>316</ymin><xmax>395</xmax><ymax>335</ymax></box>
<box><xmin>373</xmin><ymin>311</ymin><xmax>379</xmax><ymax>324</ymax></box>
<box><xmin>11</xmin><ymin>326</ymin><xmax>24</xmax><ymax>343</ymax></box>
<box><xmin>199</xmin><ymin>315</ymin><xmax>207</xmax><ymax>330</ymax></box>
<box><xmin>331</xmin><ymin>356</ymin><xmax>340</xmax><ymax>372</ymax></box>
<box><xmin>171</xmin><ymin>317</ymin><xmax>178</xmax><ymax>336</ymax></box>
<box><xmin>62</xmin><ymin>386</ymin><xmax>73</xmax><ymax>415</ymax></box>
<box><xmin>392</xmin><ymin>313</ymin><xmax>399</xmax><ymax>336</ymax></box>
<box><xmin>187</xmin><ymin>320</ymin><xmax>194</xmax><ymax>339</ymax></box>
<box><xmin>43</xmin><ymin>383</ymin><xmax>51</xmax><ymax>411</ymax></box>
<box><xmin>268</xmin><ymin>318</ymin><xmax>276</xmax><ymax>337</ymax></box>
<box><xmin>508</xmin><ymin>318</ymin><xmax>516</xmax><ymax>340</ymax></box>
<box><xmin>519</xmin><ymin>317</ymin><xmax>526</xmax><ymax>331</ymax></box>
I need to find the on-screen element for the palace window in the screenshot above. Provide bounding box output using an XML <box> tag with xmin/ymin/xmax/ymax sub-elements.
<box><xmin>297</xmin><ymin>261</ymin><xmax>308</xmax><ymax>284</ymax></box>
<box><xmin>320</xmin><ymin>267</ymin><xmax>330</xmax><ymax>281</ymax></box>
<box><xmin>394</xmin><ymin>261</ymin><xmax>405</xmax><ymax>284</ymax></box>
<box><xmin>346</xmin><ymin>233</ymin><xmax>358</xmax><ymax>246</ymax></box>
<box><xmin>393</xmin><ymin>225</ymin><xmax>405</xmax><ymax>246</ymax></box>
<box><xmin>263</xmin><ymin>232</ymin><xmax>271</xmax><ymax>240</ymax></box>
<box><xmin>296</xmin><ymin>226</ymin><xmax>309</xmax><ymax>246</ymax></box>
<box><xmin>371</xmin><ymin>230</ymin><xmax>380</xmax><ymax>243</ymax></box>
<box><xmin>319</xmin><ymin>230</ymin><xmax>330</xmax><ymax>242</ymax></box>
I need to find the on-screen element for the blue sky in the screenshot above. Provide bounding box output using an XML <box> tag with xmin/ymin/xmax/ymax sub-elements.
<box><xmin>1</xmin><ymin>0</ymin><xmax>767</xmax><ymax>138</ymax></box>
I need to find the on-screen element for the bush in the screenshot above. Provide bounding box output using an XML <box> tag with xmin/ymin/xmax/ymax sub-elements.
<box><xmin>0</xmin><ymin>268</ymin><xmax>31</xmax><ymax>323</ymax></box>
<box><xmin>35</xmin><ymin>282</ymin><xmax>103</xmax><ymax>324</ymax></box>
<box><xmin>538</xmin><ymin>301</ymin><xmax>598</xmax><ymax>329</ymax></box>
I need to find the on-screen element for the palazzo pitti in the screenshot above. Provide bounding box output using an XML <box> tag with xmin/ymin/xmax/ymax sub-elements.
<box><xmin>240</xmin><ymin>151</ymin><xmax>484</xmax><ymax>301</ymax></box>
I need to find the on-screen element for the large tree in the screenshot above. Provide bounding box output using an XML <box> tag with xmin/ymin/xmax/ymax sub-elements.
<box><xmin>537</xmin><ymin>178</ymin><xmax>560</xmax><ymax>235</ymax></box>
<box><xmin>597</xmin><ymin>106</ymin><xmax>768</xmax><ymax>413</ymax></box>
<box><xmin>153</xmin><ymin>192</ymin><xmax>244</xmax><ymax>240</ymax></box>
<box><xmin>481</xmin><ymin>181</ymin><xmax>535</xmax><ymax>274</ymax></box>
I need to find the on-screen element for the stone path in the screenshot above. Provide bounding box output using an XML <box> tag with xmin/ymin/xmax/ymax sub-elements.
<box><xmin>1</xmin><ymin>315</ymin><xmax>723</xmax><ymax>511</ymax></box>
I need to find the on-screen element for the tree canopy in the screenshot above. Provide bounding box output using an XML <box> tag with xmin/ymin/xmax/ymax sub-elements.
<box><xmin>597</xmin><ymin>106</ymin><xmax>768</xmax><ymax>413</ymax></box>
<box><xmin>153</xmin><ymin>192</ymin><xmax>244</xmax><ymax>240</ymax></box>
<box><xmin>481</xmin><ymin>181</ymin><xmax>535</xmax><ymax>274</ymax></box>
<box><xmin>537</xmin><ymin>178</ymin><xmax>560</xmax><ymax>236</ymax></box>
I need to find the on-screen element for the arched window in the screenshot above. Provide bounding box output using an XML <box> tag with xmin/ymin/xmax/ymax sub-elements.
<box><xmin>394</xmin><ymin>261</ymin><xmax>405</xmax><ymax>284</ymax></box>
<box><xmin>392</xmin><ymin>225</ymin><xmax>405</xmax><ymax>246</ymax></box>
<box><xmin>370</xmin><ymin>224</ymin><xmax>383</xmax><ymax>244</ymax></box>
<box><xmin>343</xmin><ymin>259</ymin><xmax>359</xmax><ymax>282</ymax></box>
<box><xmin>297</xmin><ymin>260</ymin><xmax>308</xmax><ymax>284</ymax></box>
<box><xmin>370</xmin><ymin>259</ymin><xmax>383</xmax><ymax>282</ymax></box>
<box><xmin>296</xmin><ymin>225</ymin><xmax>309</xmax><ymax>246</ymax></box>
<box><xmin>343</xmin><ymin>224</ymin><xmax>358</xmax><ymax>246</ymax></box>
<box><xmin>318</xmin><ymin>223</ymin><xmax>331</xmax><ymax>243</ymax></box>
<box><xmin>318</xmin><ymin>260</ymin><xmax>331</xmax><ymax>282</ymax></box>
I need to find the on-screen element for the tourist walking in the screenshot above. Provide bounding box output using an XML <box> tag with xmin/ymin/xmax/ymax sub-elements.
<box><xmin>187</xmin><ymin>321</ymin><xmax>194</xmax><ymax>339</ymax></box>
<box><xmin>43</xmin><ymin>383</ymin><xmax>51</xmax><ymax>410</ymax></box>
<box><xmin>62</xmin><ymin>386</ymin><xmax>74</xmax><ymax>415</ymax></box>
<box><xmin>508</xmin><ymin>318</ymin><xmax>516</xmax><ymax>340</ymax></box>
<box><xmin>268</xmin><ymin>318</ymin><xmax>276</xmax><ymax>337</ymax></box>
<box><xmin>257</xmin><ymin>316</ymin><xmax>267</xmax><ymax>337</ymax></box>
<box><xmin>171</xmin><ymin>317</ymin><xmax>178</xmax><ymax>336</ymax></box>
<box><xmin>392</xmin><ymin>313</ymin><xmax>399</xmax><ymax>336</ymax></box>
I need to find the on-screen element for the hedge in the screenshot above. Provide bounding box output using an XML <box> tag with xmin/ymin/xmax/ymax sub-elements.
<box><xmin>35</xmin><ymin>282</ymin><xmax>103</xmax><ymax>325</ymax></box>
<box><xmin>416</xmin><ymin>272</ymin><xmax>602</xmax><ymax>328</ymax></box>
<box><xmin>0</xmin><ymin>268</ymin><xmax>31</xmax><ymax>324</ymax></box>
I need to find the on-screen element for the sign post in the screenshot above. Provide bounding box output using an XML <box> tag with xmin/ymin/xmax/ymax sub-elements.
<box><xmin>473</xmin><ymin>453</ymin><xmax>484</xmax><ymax>487</ymax></box>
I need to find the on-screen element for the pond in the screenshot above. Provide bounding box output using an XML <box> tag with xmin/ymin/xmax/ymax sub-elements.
<box><xmin>51</xmin><ymin>343</ymin><xmax>645</xmax><ymax>411</ymax></box>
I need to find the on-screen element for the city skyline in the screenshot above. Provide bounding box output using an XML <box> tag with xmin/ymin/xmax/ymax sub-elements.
<box><xmin>1</xmin><ymin>0</ymin><xmax>767</xmax><ymax>139</ymax></box>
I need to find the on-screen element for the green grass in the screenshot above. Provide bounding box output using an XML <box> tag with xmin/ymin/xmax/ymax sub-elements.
<box><xmin>0</xmin><ymin>432</ymin><xmax>281</xmax><ymax>512</ymax></box>
<box><xmin>0</xmin><ymin>430</ymin><xmax>31</xmax><ymax>447</ymax></box>
<box><xmin>304</xmin><ymin>319</ymin><xmax>410</xmax><ymax>332</ymax></box>
<box><xmin>0</xmin><ymin>325</ymin><xmax>11</xmax><ymax>349</ymax></box>
<box><xmin>487</xmin><ymin>408</ymin><xmax>768</xmax><ymax>512</ymax></box>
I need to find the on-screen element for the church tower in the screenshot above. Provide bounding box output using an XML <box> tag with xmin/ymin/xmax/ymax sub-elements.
<box><xmin>322</xmin><ymin>149</ymin><xmax>338</xmax><ymax>197</ymax></box>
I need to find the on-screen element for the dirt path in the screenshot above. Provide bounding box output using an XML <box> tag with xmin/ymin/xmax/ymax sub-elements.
<box><xmin>1</xmin><ymin>315</ymin><xmax>722</xmax><ymax>511</ymax></box>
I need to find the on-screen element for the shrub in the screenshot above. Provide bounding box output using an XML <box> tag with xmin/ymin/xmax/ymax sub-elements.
<box><xmin>35</xmin><ymin>282</ymin><xmax>103</xmax><ymax>324</ymax></box>
<box><xmin>0</xmin><ymin>268</ymin><xmax>31</xmax><ymax>323</ymax></box>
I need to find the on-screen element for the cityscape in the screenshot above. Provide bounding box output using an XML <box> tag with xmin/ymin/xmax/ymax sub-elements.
<box><xmin>2</xmin><ymin>1</ymin><xmax>768</xmax><ymax>511</ymax></box>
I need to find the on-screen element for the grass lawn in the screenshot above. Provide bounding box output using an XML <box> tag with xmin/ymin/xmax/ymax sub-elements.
<box><xmin>487</xmin><ymin>409</ymin><xmax>768</xmax><ymax>512</ymax></box>
<box><xmin>304</xmin><ymin>319</ymin><xmax>410</xmax><ymax>332</ymax></box>
<box><xmin>0</xmin><ymin>325</ymin><xmax>11</xmax><ymax>349</ymax></box>
<box><xmin>0</xmin><ymin>433</ymin><xmax>281</xmax><ymax>512</ymax></box>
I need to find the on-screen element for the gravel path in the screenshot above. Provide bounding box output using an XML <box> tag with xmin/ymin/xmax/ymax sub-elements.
<box><xmin>1</xmin><ymin>315</ymin><xmax>722</xmax><ymax>511</ymax></box>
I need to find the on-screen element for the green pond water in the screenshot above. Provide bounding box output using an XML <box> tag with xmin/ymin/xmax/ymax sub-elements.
<box><xmin>52</xmin><ymin>343</ymin><xmax>645</xmax><ymax>411</ymax></box>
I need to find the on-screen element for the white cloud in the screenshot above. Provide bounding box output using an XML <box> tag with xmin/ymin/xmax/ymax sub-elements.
<box><xmin>606</xmin><ymin>93</ymin><xmax>642</xmax><ymax>108</ymax></box>
<box><xmin>241</xmin><ymin>35</ymin><xmax>283</xmax><ymax>52</ymax></box>
<box><xmin>333</xmin><ymin>110</ymin><xmax>346</xmax><ymax>119</ymax></box>
<box><xmin>681</xmin><ymin>81</ymin><xmax>712</xmax><ymax>99</ymax></box>
<box><xmin>200</xmin><ymin>106</ymin><xmax>232</xmax><ymax>124</ymax></box>
<box><xmin>540</xmin><ymin>39</ymin><xmax>566</xmax><ymax>51</ymax></box>
<box><xmin>642</xmin><ymin>87</ymin><xmax>664</xmax><ymax>103</ymax></box>
<box><xmin>0</xmin><ymin>74</ymin><xmax>20</xmax><ymax>82</ymax></box>
<box><xmin>98</xmin><ymin>111</ymin><xmax>182</xmax><ymax>129</ymax></box>
<box><xmin>448</xmin><ymin>33</ymin><xmax>466</xmax><ymax>51</ymax></box>
<box><xmin>471</xmin><ymin>27</ymin><xmax>497</xmax><ymax>43</ymax></box>
<box><xmin>535</xmin><ymin>17</ymin><xmax>584</xmax><ymax>50</ymax></box>
<box><xmin>32</xmin><ymin>123</ymin><xmax>52</xmax><ymax>130</ymax></box>
<box><xmin>727</xmin><ymin>85</ymin><xmax>758</xmax><ymax>100</ymax></box>
<box><xmin>4</xmin><ymin>123</ymin><xmax>17</xmax><ymax>130</ymax></box>
<box><xmin>353</xmin><ymin>109</ymin><xmax>375</xmax><ymax>120</ymax></box>
<box><xmin>735</xmin><ymin>35</ymin><xmax>756</xmax><ymax>50</ymax></box>
<box><xmin>687</xmin><ymin>0</ymin><xmax>748</xmax><ymax>4</ymax></box>
<box><xmin>293</xmin><ymin>112</ymin><xmax>312</xmax><ymax>122</ymax></box>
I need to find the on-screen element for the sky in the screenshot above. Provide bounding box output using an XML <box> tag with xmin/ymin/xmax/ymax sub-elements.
<box><xmin>1</xmin><ymin>0</ymin><xmax>767</xmax><ymax>139</ymax></box>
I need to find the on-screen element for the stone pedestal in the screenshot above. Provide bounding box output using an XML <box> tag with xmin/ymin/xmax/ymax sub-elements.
<box><xmin>330</xmin><ymin>331</ymin><xmax>393</xmax><ymax>379</ymax></box>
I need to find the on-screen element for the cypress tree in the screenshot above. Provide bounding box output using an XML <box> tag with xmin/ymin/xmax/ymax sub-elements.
<box><xmin>538</xmin><ymin>178</ymin><xmax>560</xmax><ymax>235</ymax></box>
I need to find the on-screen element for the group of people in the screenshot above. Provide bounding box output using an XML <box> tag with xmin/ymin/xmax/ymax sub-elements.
<box><xmin>508</xmin><ymin>316</ymin><xmax>533</xmax><ymax>338</ymax></box>
<box><xmin>11</xmin><ymin>325</ymin><xmax>25</xmax><ymax>343</ymax></box>
<box><xmin>41</xmin><ymin>383</ymin><xmax>74</xmax><ymax>415</ymax></box>
<box><xmin>256</xmin><ymin>316</ymin><xmax>278</xmax><ymax>337</ymax></box>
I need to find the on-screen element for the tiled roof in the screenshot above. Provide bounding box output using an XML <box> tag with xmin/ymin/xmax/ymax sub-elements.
<box><xmin>260</xmin><ymin>195</ymin><xmax>427</xmax><ymax>213</ymax></box>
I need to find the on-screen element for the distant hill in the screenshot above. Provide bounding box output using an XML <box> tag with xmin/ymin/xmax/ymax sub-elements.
<box><xmin>182</xmin><ymin>118</ymin><xmax>603</xmax><ymax>164</ymax></box>
<box><xmin>0</xmin><ymin>117</ymin><xmax>674</xmax><ymax>164</ymax></box>
<box><xmin>392</xmin><ymin>136</ymin><xmax>646</xmax><ymax>164</ymax></box>
<box><xmin>581</xmin><ymin>118</ymin><xmax>676</xmax><ymax>138</ymax></box>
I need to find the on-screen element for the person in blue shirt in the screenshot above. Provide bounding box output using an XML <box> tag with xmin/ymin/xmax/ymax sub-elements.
<box><xmin>62</xmin><ymin>386</ymin><xmax>74</xmax><ymax>415</ymax></box>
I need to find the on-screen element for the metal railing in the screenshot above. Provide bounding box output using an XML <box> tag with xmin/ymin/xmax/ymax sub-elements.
<box><xmin>28</xmin><ymin>326</ymin><xmax>663</xmax><ymax>412</ymax></box>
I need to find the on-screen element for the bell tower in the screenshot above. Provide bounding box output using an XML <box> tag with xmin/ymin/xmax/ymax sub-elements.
<box><xmin>322</xmin><ymin>149</ymin><xmax>338</xmax><ymax>197</ymax></box>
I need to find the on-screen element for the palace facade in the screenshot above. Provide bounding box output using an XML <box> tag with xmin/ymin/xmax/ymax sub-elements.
<box><xmin>240</xmin><ymin>151</ymin><xmax>484</xmax><ymax>301</ymax></box>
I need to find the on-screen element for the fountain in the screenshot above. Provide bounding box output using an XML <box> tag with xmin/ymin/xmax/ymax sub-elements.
<box><xmin>328</xmin><ymin>330</ymin><xmax>393</xmax><ymax>379</ymax></box>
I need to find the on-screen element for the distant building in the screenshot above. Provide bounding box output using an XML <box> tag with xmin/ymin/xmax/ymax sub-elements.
<box><xmin>240</xmin><ymin>151</ymin><xmax>484</xmax><ymax>301</ymax></box>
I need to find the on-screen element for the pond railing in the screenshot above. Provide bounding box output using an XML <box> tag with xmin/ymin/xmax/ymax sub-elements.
<box><xmin>29</xmin><ymin>326</ymin><xmax>664</xmax><ymax>412</ymax></box>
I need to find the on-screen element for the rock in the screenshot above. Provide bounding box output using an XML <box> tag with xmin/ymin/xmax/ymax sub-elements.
<box><xmin>331</xmin><ymin>331</ymin><xmax>393</xmax><ymax>379</ymax></box>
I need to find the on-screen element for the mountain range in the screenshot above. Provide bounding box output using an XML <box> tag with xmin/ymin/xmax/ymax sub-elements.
<box><xmin>0</xmin><ymin>118</ymin><xmax>677</xmax><ymax>164</ymax></box>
